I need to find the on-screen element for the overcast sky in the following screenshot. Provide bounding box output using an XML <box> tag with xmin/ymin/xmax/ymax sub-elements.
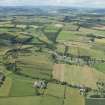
<box><xmin>0</xmin><ymin>0</ymin><xmax>105</xmax><ymax>8</ymax></box>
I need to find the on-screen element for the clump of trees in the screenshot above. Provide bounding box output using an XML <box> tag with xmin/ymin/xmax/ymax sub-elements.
<box><xmin>3</xmin><ymin>48</ymin><xmax>19</xmax><ymax>73</ymax></box>
<box><xmin>0</xmin><ymin>72</ymin><xmax>6</xmax><ymax>87</ymax></box>
<box><xmin>96</xmin><ymin>80</ymin><xmax>105</xmax><ymax>98</ymax></box>
<box><xmin>90</xmin><ymin>80</ymin><xmax>105</xmax><ymax>98</ymax></box>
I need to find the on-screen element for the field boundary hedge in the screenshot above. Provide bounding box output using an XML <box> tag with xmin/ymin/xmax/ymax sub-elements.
<box><xmin>85</xmin><ymin>98</ymin><xmax>105</xmax><ymax>105</ymax></box>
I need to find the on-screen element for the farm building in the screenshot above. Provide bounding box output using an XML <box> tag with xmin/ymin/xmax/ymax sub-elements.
<box><xmin>80</xmin><ymin>88</ymin><xmax>86</xmax><ymax>96</ymax></box>
<box><xmin>33</xmin><ymin>80</ymin><xmax>47</xmax><ymax>89</ymax></box>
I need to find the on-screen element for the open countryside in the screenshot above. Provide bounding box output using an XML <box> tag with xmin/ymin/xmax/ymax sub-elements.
<box><xmin>0</xmin><ymin>5</ymin><xmax>105</xmax><ymax>105</ymax></box>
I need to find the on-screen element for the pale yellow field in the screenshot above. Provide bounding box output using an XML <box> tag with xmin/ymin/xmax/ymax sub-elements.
<box><xmin>53</xmin><ymin>64</ymin><xmax>105</xmax><ymax>89</ymax></box>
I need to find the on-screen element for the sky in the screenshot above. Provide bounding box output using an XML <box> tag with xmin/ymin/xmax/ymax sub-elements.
<box><xmin>0</xmin><ymin>0</ymin><xmax>105</xmax><ymax>8</ymax></box>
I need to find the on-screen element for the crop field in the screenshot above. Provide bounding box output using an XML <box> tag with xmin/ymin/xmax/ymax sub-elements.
<box><xmin>53</xmin><ymin>64</ymin><xmax>105</xmax><ymax>88</ymax></box>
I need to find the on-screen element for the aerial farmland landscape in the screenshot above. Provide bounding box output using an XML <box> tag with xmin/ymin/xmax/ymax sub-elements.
<box><xmin>0</xmin><ymin>0</ymin><xmax>105</xmax><ymax>105</ymax></box>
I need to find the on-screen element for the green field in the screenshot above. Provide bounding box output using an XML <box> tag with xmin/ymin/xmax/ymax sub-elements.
<box><xmin>17</xmin><ymin>52</ymin><xmax>53</xmax><ymax>80</ymax></box>
<box><xmin>9</xmin><ymin>79</ymin><xmax>35</xmax><ymax>96</ymax></box>
<box><xmin>65</xmin><ymin>87</ymin><xmax>84</xmax><ymax>105</ymax></box>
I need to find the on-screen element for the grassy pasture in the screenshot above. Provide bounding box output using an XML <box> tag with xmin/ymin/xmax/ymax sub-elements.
<box><xmin>17</xmin><ymin>52</ymin><xmax>53</xmax><ymax>80</ymax></box>
<box><xmin>56</xmin><ymin>42</ymin><xmax>105</xmax><ymax>59</ymax></box>
<box><xmin>63</xmin><ymin>24</ymin><xmax>78</xmax><ymax>31</ymax></box>
<box><xmin>44</xmin><ymin>28</ymin><xmax>59</xmax><ymax>33</ymax></box>
<box><xmin>8</xmin><ymin>73</ymin><xmax>34</xmax><ymax>81</ymax></box>
<box><xmin>57</xmin><ymin>31</ymin><xmax>81</xmax><ymax>41</ymax></box>
<box><xmin>0</xmin><ymin>95</ymin><xmax>63</xmax><ymax>105</ymax></box>
<box><xmin>79</xmin><ymin>27</ymin><xmax>105</xmax><ymax>36</ymax></box>
<box><xmin>45</xmin><ymin>83</ymin><xmax>65</xmax><ymax>98</ymax></box>
<box><xmin>45</xmin><ymin>24</ymin><xmax>60</xmax><ymax>32</ymax></box>
<box><xmin>91</xmin><ymin>43</ymin><xmax>105</xmax><ymax>53</ymax></box>
<box><xmin>0</xmin><ymin>96</ymin><xmax>41</xmax><ymax>105</ymax></box>
<box><xmin>0</xmin><ymin>88</ymin><xmax>84</xmax><ymax>105</ymax></box>
<box><xmin>96</xmin><ymin>38</ymin><xmax>105</xmax><ymax>44</ymax></box>
<box><xmin>65</xmin><ymin>87</ymin><xmax>84</xmax><ymax>105</ymax></box>
<box><xmin>93</xmin><ymin>63</ymin><xmax>105</xmax><ymax>74</ymax></box>
<box><xmin>0</xmin><ymin>28</ymin><xmax>11</xmax><ymax>32</ymax></box>
<box><xmin>58</xmin><ymin>27</ymin><xmax>105</xmax><ymax>42</ymax></box>
<box><xmin>0</xmin><ymin>77</ymin><xmax>12</xmax><ymax>97</ymax></box>
<box><xmin>9</xmin><ymin>79</ymin><xmax>35</xmax><ymax>97</ymax></box>
<box><xmin>40</xmin><ymin>96</ymin><xmax>62</xmax><ymax>105</ymax></box>
<box><xmin>43</xmin><ymin>25</ymin><xmax>61</xmax><ymax>42</ymax></box>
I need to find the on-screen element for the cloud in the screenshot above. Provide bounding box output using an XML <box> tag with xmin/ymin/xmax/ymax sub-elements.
<box><xmin>56</xmin><ymin>0</ymin><xmax>105</xmax><ymax>7</ymax></box>
<box><xmin>0</xmin><ymin>0</ymin><xmax>105</xmax><ymax>8</ymax></box>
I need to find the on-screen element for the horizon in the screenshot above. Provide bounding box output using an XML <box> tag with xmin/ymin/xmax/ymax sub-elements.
<box><xmin>0</xmin><ymin>0</ymin><xmax>105</xmax><ymax>8</ymax></box>
<box><xmin>0</xmin><ymin>5</ymin><xmax>105</xmax><ymax>9</ymax></box>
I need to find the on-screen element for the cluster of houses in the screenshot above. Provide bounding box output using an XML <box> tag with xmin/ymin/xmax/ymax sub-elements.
<box><xmin>32</xmin><ymin>79</ymin><xmax>89</xmax><ymax>96</ymax></box>
<box><xmin>71</xmin><ymin>83</ymin><xmax>91</xmax><ymax>96</ymax></box>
